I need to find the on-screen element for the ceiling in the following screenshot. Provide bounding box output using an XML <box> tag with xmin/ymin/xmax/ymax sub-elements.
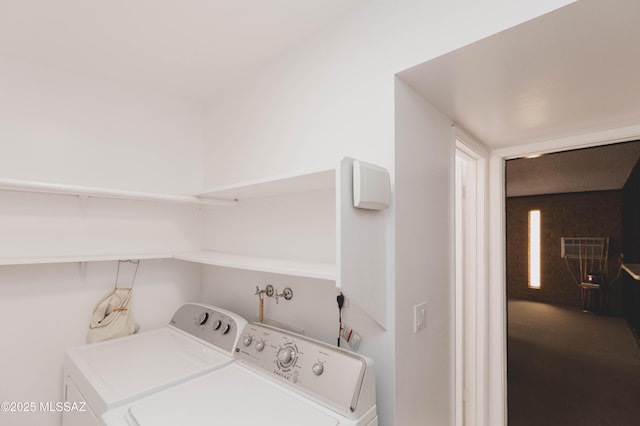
<box><xmin>4</xmin><ymin>0</ymin><xmax>637</xmax><ymax>145</ymax></box>
<box><xmin>506</xmin><ymin>141</ymin><xmax>640</xmax><ymax>197</ymax></box>
<box><xmin>0</xmin><ymin>0</ymin><xmax>370</xmax><ymax>101</ymax></box>
<box><xmin>399</xmin><ymin>0</ymin><xmax>640</xmax><ymax>148</ymax></box>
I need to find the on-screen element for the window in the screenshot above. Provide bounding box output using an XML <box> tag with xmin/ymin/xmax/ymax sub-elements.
<box><xmin>529</xmin><ymin>210</ymin><xmax>541</xmax><ymax>289</ymax></box>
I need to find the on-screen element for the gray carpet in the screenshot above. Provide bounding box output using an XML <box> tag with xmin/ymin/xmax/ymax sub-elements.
<box><xmin>508</xmin><ymin>300</ymin><xmax>640</xmax><ymax>426</ymax></box>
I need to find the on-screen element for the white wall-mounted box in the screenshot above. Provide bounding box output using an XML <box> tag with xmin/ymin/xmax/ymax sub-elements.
<box><xmin>353</xmin><ymin>160</ymin><xmax>390</xmax><ymax>210</ymax></box>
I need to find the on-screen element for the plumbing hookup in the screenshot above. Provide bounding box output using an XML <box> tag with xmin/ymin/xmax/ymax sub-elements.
<box><xmin>254</xmin><ymin>284</ymin><xmax>293</xmax><ymax>322</ymax></box>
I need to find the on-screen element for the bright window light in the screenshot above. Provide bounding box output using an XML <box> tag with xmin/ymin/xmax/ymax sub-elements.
<box><xmin>529</xmin><ymin>210</ymin><xmax>541</xmax><ymax>289</ymax></box>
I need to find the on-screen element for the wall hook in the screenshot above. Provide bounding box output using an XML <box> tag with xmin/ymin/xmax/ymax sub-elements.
<box><xmin>114</xmin><ymin>259</ymin><xmax>140</xmax><ymax>289</ymax></box>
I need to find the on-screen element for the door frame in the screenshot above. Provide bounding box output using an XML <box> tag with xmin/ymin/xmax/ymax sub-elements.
<box><xmin>454</xmin><ymin>127</ymin><xmax>488</xmax><ymax>426</ymax></box>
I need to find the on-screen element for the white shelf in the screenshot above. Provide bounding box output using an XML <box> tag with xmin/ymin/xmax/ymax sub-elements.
<box><xmin>0</xmin><ymin>176</ymin><xmax>235</xmax><ymax>207</ymax></box>
<box><xmin>0</xmin><ymin>252</ymin><xmax>174</xmax><ymax>266</ymax></box>
<box><xmin>622</xmin><ymin>263</ymin><xmax>640</xmax><ymax>281</ymax></box>
<box><xmin>0</xmin><ymin>251</ymin><xmax>336</xmax><ymax>280</ymax></box>
<box><xmin>174</xmin><ymin>250</ymin><xmax>336</xmax><ymax>281</ymax></box>
<box><xmin>197</xmin><ymin>168</ymin><xmax>335</xmax><ymax>201</ymax></box>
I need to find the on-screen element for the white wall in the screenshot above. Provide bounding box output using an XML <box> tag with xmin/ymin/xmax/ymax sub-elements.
<box><xmin>0</xmin><ymin>259</ymin><xmax>202</xmax><ymax>426</ymax></box>
<box><xmin>204</xmin><ymin>189</ymin><xmax>335</xmax><ymax>263</ymax></box>
<box><xmin>0</xmin><ymin>192</ymin><xmax>205</xmax><ymax>259</ymax></box>
<box><xmin>394</xmin><ymin>77</ymin><xmax>455</xmax><ymax>425</ymax></box>
<box><xmin>202</xmin><ymin>0</ymin><xmax>575</xmax><ymax>424</ymax></box>
<box><xmin>203</xmin><ymin>0</ymin><xmax>575</xmax><ymax>188</ymax></box>
<box><xmin>0</xmin><ymin>58</ymin><xmax>207</xmax><ymax>426</ymax></box>
<box><xmin>202</xmin><ymin>266</ymin><xmax>337</xmax><ymax>343</ymax></box>
<box><xmin>0</xmin><ymin>57</ymin><xmax>205</xmax><ymax>194</ymax></box>
<box><xmin>0</xmin><ymin>57</ymin><xmax>207</xmax><ymax>257</ymax></box>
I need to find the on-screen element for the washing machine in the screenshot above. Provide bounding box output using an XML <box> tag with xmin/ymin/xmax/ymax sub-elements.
<box><xmin>102</xmin><ymin>322</ymin><xmax>378</xmax><ymax>425</ymax></box>
<box><xmin>62</xmin><ymin>303</ymin><xmax>247</xmax><ymax>426</ymax></box>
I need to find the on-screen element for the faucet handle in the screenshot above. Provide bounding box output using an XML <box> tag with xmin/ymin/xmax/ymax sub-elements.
<box><xmin>274</xmin><ymin>287</ymin><xmax>293</xmax><ymax>304</ymax></box>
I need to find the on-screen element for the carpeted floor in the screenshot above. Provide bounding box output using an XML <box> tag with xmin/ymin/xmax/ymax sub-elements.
<box><xmin>508</xmin><ymin>300</ymin><xmax>640</xmax><ymax>426</ymax></box>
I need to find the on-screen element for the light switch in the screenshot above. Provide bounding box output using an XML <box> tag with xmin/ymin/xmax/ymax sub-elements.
<box><xmin>414</xmin><ymin>302</ymin><xmax>427</xmax><ymax>333</ymax></box>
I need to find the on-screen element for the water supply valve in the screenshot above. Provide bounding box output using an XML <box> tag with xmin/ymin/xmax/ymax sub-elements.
<box><xmin>274</xmin><ymin>287</ymin><xmax>293</xmax><ymax>304</ymax></box>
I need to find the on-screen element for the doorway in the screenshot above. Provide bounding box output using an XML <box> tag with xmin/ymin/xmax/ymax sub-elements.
<box><xmin>502</xmin><ymin>140</ymin><xmax>640</xmax><ymax>425</ymax></box>
<box><xmin>395</xmin><ymin>0</ymin><xmax>640</xmax><ymax>422</ymax></box>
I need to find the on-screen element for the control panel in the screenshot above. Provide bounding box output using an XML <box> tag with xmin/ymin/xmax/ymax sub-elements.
<box><xmin>236</xmin><ymin>322</ymin><xmax>376</xmax><ymax>419</ymax></box>
<box><xmin>169</xmin><ymin>303</ymin><xmax>247</xmax><ymax>355</ymax></box>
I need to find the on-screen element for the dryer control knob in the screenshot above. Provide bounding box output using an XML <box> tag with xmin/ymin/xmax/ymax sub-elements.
<box><xmin>255</xmin><ymin>341</ymin><xmax>265</xmax><ymax>352</ymax></box>
<box><xmin>221</xmin><ymin>324</ymin><xmax>231</xmax><ymax>334</ymax></box>
<box><xmin>243</xmin><ymin>335</ymin><xmax>253</xmax><ymax>346</ymax></box>
<box><xmin>312</xmin><ymin>362</ymin><xmax>324</xmax><ymax>376</ymax></box>
<box><xmin>212</xmin><ymin>319</ymin><xmax>222</xmax><ymax>330</ymax></box>
<box><xmin>197</xmin><ymin>312</ymin><xmax>209</xmax><ymax>325</ymax></box>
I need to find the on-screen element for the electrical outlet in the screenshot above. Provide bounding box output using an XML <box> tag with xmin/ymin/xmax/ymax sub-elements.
<box><xmin>336</xmin><ymin>289</ymin><xmax>349</xmax><ymax>308</ymax></box>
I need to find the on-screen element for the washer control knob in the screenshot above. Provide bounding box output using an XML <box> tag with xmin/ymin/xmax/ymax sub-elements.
<box><xmin>212</xmin><ymin>319</ymin><xmax>222</xmax><ymax>330</ymax></box>
<box><xmin>197</xmin><ymin>312</ymin><xmax>209</xmax><ymax>325</ymax></box>
<box><xmin>243</xmin><ymin>335</ymin><xmax>253</xmax><ymax>346</ymax></box>
<box><xmin>312</xmin><ymin>362</ymin><xmax>324</xmax><ymax>376</ymax></box>
<box><xmin>277</xmin><ymin>346</ymin><xmax>296</xmax><ymax>366</ymax></box>
<box><xmin>221</xmin><ymin>323</ymin><xmax>231</xmax><ymax>334</ymax></box>
<box><xmin>255</xmin><ymin>340</ymin><xmax>265</xmax><ymax>352</ymax></box>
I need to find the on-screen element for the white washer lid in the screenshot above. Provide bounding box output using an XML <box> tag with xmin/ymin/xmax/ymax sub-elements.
<box><xmin>67</xmin><ymin>328</ymin><xmax>233</xmax><ymax>408</ymax></box>
<box><xmin>125</xmin><ymin>364</ymin><xmax>340</xmax><ymax>426</ymax></box>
